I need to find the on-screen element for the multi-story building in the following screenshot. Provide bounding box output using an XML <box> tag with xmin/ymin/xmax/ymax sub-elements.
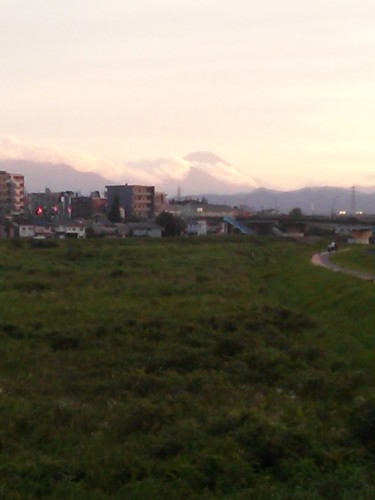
<box><xmin>106</xmin><ymin>184</ymin><xmax>155</xmax><ymax>220</ymax></box>
<box><xmin>0</xmin><ymin>171</ymin><xmax>25</xmax><ymax>215</ymax></box>
<box><xmin>0</xmin><ymin>172</ymin><xmax>7</xmax><ymax>215</ymax></box>
<box><xmin>28</xmin><ymin>188</ymin><xmax>61</xmax><ymax>216</ymax></box>
<box><xmin>28</xmin><ymin>189</ymin><xmax>78</xmax><ymax>220</ymax></box>
<box><xmin>154</xmin><ymin>192</ymin><xmax>167</xmax><ymax>215</ymax></box>
<box><xmin>70</xmin><ymin>196</ymin><xmax>92</xmax><ymax>220</ymax></box>
<box><xmin>71</xmin><ymin>192</ymin><xmax>106</xmax><ymax>220</ymax></box>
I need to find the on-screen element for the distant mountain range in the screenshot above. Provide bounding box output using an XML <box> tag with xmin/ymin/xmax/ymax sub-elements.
<box><xmin>174</xmin><ymin>152</ymin><xmax>260</xmax><ymax>195</ymax></box>
<box><xmin>202</xmin><ymin>187</ymin><xmax>375</xmax><ymax>215</ymax></box>
<box><xmin>0</xmin><ymin>159</ymin><xmax>113</xmax><ymax>195</ymax></box>
<box><xmin>2</xmin><ymin>156</ymin><xmax>375</xmax><ymax>215</ymax></box>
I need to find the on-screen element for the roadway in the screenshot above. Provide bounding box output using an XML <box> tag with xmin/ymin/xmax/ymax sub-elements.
<box><xmin>312</xmin><ymin>251</ymin><xmax>375</xmax><ymax>282</ymax></box>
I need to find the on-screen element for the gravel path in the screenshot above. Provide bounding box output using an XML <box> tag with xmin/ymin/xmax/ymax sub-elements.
<box><xmin>311</xmin><ymin>251</ymin><xmax>375</xmax><ymax>282</ymax></box>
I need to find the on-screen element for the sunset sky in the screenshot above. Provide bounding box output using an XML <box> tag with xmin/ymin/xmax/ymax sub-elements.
<box><xmin>1</xmin><ymin>0</ymin><xmax>375</xmax><ymax>190</ymax></box>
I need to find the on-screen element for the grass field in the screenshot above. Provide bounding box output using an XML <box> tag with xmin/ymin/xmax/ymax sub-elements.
<box><xmin>331</xmin><ymin>245</ymin><xmax>375</xmax><ymax>275</ymax></box>
<box><xmin>1</xmin><ymin>236</ymin><xmax>375</xmax><ymax>499</ymax></box>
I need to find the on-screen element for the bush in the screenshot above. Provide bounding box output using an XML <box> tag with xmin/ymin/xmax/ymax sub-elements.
<box><xmin>8</xmin><ymin>238</ymin><xmax>24</xmax><ymax>249</ymax></box>
<box><xmin>349</xmin><ymin>396</ymin><xmax>375</xmax><ymax>450</ymax></box>
<box><xmin>50</xmin><ymin>334</ymin><xmax>82</xmax><ymax>351</ymax></box>
<box><xmin>29</xmin><ymin>238</ymin><xmax>58</xmax><ymax>249</ymax></box>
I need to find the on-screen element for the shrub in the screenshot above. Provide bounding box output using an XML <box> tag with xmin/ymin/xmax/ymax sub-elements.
<box><xmin>50</xmin><ymin>335</ymin><xmax>81</xmax><ymax>351</ymax></box>
<box><xmin>110</xmin><ymin>268</ymin><xmax>125</xmax><ymax>278</ymax></box>
<box><xmin>348</xmin><ymin>396</ymin><xmax>375</xmax><ymax>450</ymax></box>
<box><xmin>8</xmin><ymin>238</ymin><xmax>24</xmax><ymax>249</ymax></box>
<box><xmin>29</xmin><ymin>238</ymin><xmax>58</xmax><ymax>249</ymax></box>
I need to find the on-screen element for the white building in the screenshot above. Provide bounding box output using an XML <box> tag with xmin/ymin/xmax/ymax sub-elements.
<box><xmin>55</xmin><ymin>223</ymin><xmax>86</xmax><ymax>239</ymax></box>
<box><xmin>187</xmin><ymin>220</ymin><xmax>207</xmax><ymax>236</ymax></box>
<box><xmin>18</xmin><ymin>225</ymin><xmax>35</xmax><ymax>238</ymax></box>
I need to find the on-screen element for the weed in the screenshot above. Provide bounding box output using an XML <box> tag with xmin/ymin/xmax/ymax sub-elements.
<box><xmin>0</xmin><ymin>237</ymin><xmax>374</xmax><ymax>497</ymax></box>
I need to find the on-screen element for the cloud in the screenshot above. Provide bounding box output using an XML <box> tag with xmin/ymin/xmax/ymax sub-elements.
<box><xmin>125</xmin><ymin>157</ymin><xmax>191</xmax><ymax>183</ymax></box>
<box><xmin>0</xmin><ymin>136</ymin><xmax>188</xmax><ymax>184</ymax></box>
<box><xmin>0</xmin><ymin>135</ymin><xmax>130</xmax><ymax>181</ymax></box>
<box><xmin>0</xmin><ymin>135</ymin><xmax>104</xmax><ymax>173</ymax></box>
<box><xmin>187</xmin><ymin>158</ymin><xmax>255</xmax><ymax>187</ymax></box>
<box><xmin>184</xmin><ymin>152</ymin><xmax>258</xmax><ymax>187</ymax></box>
<box><xmin>0</xmin><ymin>136</ymin><xmax>256</xmax><ymax>190</ymax></box>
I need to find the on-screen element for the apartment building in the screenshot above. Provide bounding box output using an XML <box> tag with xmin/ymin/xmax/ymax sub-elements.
<box><xmin>71</xmin><ymin>192</ymin><xmax>106</xmax><ymax>220</ymax></box>
<box><xmin>0</xmin><ymin>173</ymin><xmax>7</xmax><ymax>215</ymax></box>
<box><xmin>0</xmin><ymin>171</ymin><xmax>25</xmax><ymax>215</ymax></box>
<box><xmin>28</xmin><ymin>188</ymin><xmax>61</xmax><ymax>216</ymax></box>
<box><xmin>106</xmin><ymin>184</ymin><xmax>155</xmax><ymax>220</ymax></box>
<box><xmin>154</xmin><ymin>192</ymin><xmax>167</xmax><ymax>215</ymax></box>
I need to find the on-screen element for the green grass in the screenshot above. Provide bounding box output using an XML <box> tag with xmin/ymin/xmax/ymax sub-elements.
<box><xmin>331</xmin><ymin>245</ymin><xmax>375</xmax><ymax>274</ymax></box>
<box><xmin>1</xmin><ymin>236</ymin><xmax>375</xmax><ymax>498</ymax></box>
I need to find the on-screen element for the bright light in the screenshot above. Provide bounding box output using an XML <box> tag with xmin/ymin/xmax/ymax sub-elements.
<box><xmin>339</xmin><ymin>210</ymin><xmax>346</xmax><ymax>215</ymax></box>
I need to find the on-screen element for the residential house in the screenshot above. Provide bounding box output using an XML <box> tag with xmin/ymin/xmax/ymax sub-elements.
<box><xmin>55</xmin><ymin>222</ymin><xmax>87</xmax><ymax>239</ymax></box>
<box><xmin>125</xmin><ymin>222</ymin><xmax>162</xmax><ymax>238</ymax></box>
<box><xmin>186</xmin><ymin>220</ymin><xmax>207</xmax><ymax>236</ymax></box>
<box><xmin>18</xmin><ymin>224</ymin><xmax>35</xmax><ymax>238</ymax></box>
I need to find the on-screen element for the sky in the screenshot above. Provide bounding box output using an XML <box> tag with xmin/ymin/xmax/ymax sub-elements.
<box><xmin>1</xmin><ymin>0</ymin><xmax>375</xmax><ymax>190</ymax></box>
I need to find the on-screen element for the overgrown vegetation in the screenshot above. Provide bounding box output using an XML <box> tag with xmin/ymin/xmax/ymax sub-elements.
<box><xmin>1</xmin><ymin>237</ymin><xmax>375</xmax><ymax>498</ymax></box>
<box><xmin>155</xmin><ymin>211</ymin><xmax>186</xmax><ymax>236</ymax></box>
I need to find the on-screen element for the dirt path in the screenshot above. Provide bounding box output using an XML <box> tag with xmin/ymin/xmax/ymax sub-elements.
<box><xmin>311</xmin><ymin>251</ymin><xmax>375</xmax><ymax>282</ymax></box>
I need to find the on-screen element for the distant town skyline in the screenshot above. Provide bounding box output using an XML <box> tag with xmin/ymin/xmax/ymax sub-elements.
<box><xmin>1</xmin><ymin>1</ymin><xmax>375</xmax><ymax>190</ymax></box>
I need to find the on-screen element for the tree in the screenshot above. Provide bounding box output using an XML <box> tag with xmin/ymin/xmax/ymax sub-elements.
<box><xmin>108</xmin><ymin>195</ymin><xmax>122</xmax><ymax>223</ymax></box>
<box><xmin>288</xmin><ymin>207</ymin><xmax>303</xmax><ymax>218</ymax></box>
<box><xmin>85</xmin><ymin>226</ymin><xmax>96</xmax><ymax>238</ymax></box>
<box><xmin>125</xmin><ymin>214</ymin><xmax>142</xmax><ymax>223</ymax></box>
<box><xmin>155</xmin><ymin>211</ymin><xmax>185</xmax><ymax>237</ymax></box>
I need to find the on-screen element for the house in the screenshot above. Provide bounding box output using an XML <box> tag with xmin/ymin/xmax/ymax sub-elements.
<box><xmin>55</xmin><ymin>223</ymin><xmax>87</xmax><ymax>239</ymax></box>
<box><xmin>125</xmin><ymin>222</ymin><xmax>162</xmax><ymax>238</ymax></box>
<box><xmin>187</xmin><ymin>220</ymin><xmax>207</xmax><ymax>236</ymax></box>
<box><xmin>18</xmin><ymin>224</ymin><xmax>35</xmax><ymax>238</ymax></box>
<box><xmin>86</xmin><ymin>222</ymin><xmax>126</xmax><ymax>238</ymax></box>
<box><xmin>33</xmin><ymin>222</ymin><xmax>55</xmax><ymax>238</ymax></box>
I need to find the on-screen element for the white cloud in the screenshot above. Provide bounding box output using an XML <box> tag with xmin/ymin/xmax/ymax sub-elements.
<box><xmin>0</xmin><ymin>136</ymin><xmax>256</xmax><ymax>190</ymax></box>
<box><xmin>187</xmin><ymin>158</ymin><xmax>255</xmax><ymax>186</ymax></box>
<box><xmin>0</xmin><ymin>135</ymin><xmax>101</xmax><ymax>172</ymax></box>
<box><xmin>125</xmin><ymin>158</ymin><xmax>190</xmax><ymax>182</ymax></box>
<box><xmin>0</xmin><ymin>135</ymin><xmax>126</xmax><ymax>181</ymax></box>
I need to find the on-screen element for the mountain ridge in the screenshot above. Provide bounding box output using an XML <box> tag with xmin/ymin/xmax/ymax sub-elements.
<box><xmin>1</xmin><ymin>157</ymin><xmax>375</xmax><ymax>214</ymax></box>
<box><xmin>200</xmin><ymin>187</ymin><xmax>375</xmax><ymax>215</ymax></box>
<box><xmin>0</xmin><ymin>159</ymin><xmax>114</xmax><ymax>195</ymax></box>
